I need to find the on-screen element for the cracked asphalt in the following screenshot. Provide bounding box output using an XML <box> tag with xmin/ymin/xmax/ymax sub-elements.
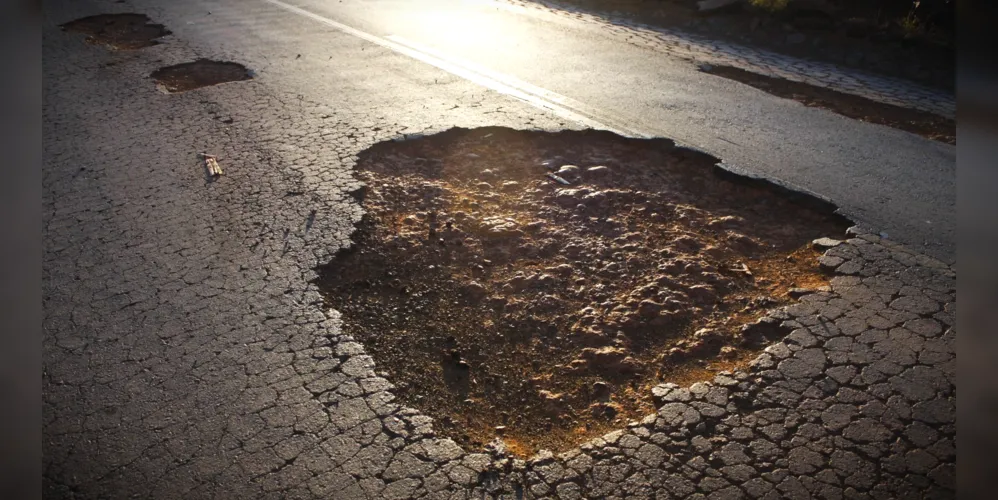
<box><xmin>43</xmin><ymin>0</ymin><xmax>956</xmax><ymax>498</ymax></box>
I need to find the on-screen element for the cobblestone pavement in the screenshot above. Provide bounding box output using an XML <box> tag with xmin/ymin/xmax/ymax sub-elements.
<box><xmin>491</xmin><ymin>0</ymin><xmax>956</xmax><ymax>119</ymax></box>
<box><xmin>44</xmin><ymin>0</ymin><xmax>955</xmax><ymax>498</ymax></box>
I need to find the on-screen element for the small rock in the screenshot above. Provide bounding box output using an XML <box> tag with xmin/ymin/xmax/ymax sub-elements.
<box><xmin>740</xmin><ymin>316</ymin><xmax>783</xmax><ymax>341</ymax></box>
<box><xmin>618</xmin><ymin>356</ymin><xmax>642</xmax><ymax>374</ymax></box>
<box><xmin>581</xmin><ymin>346</ymin><xmax>626</xmax><ymax>363</ymax></box>
<box><xmin>461</xmin><ymin>281</ymin><xmax>488</xmax><ymax>302</ymax></box>
<box><xmin>553</xmin><ymin>188</ymin><xmax>585</xmax><ymax>207</ymax></box>
<box><xmin>720</xmin><ymin>346</ymin><xmax>738</xmax><ymax>359</ymax></box>
<box><xmin>703</xmin><ymin>245</ymin><xmax>726</xmax><ymax>259</ymax></box>
<box><xmin>579</xmin><ymin>346</ymin><xmax>641</xmax><ymax>374</ymax></box>
<box><xmin>686</xmin><ymin>284</ymin><xmax>717</xmax><ymax>303</ymax></box>
<box><xmin>501</xmin><ymin>181</ymin><xmax>520</xmax><ymax>191</ymax></box>
<box><xmin>707</xmin><ymin>216</ymin><xmax>742</xmax><ymax>229</ymax></box>
<box><xmin>557</xmin><ymin>165</ymin><xmax>580</xmax><ymax>176</ymax></box>
<box><xmin>574</xmin><ymin>327</ymin><xmax>610</xmax><ymax>347</ymax></box>
<box><xmin>727</xmin><ymin>232</ymin><xmax>759</xmax><ymax>250</ymax></box>
<box><xmin>590</xmin><ymin>402</ymin><xmax>619</xmax><ymax>419</ymax></box>
<box><xmin>586</xmin><ymin>165</ymin><xmax>610</xmax><ymax>175</ymax></box>
<box><xmin>549</xmin><ymin>263</ymin><xmax>574</xmax><ymax>276</ymax></box>
<box><xmin>665</xmin><ymin>347</ymin><xmax>686</xmax><ymax>361</ymax></box>
<box><xmin>592</xmin><ymin>381</ymin><xmax>612</xmax><ymax>400</ymax></box>
<box><xmin>674</xmin><ymin>235</ymin><xmax>702</xmax><ymax>251</ymax></box>
<box><xmin>539</xmin><ymin>390</ymin><xmax>565</xmax><ymax>414</ymax></box>
<box><xmin>637</xmin><ymin>300</ymin><xmax>664</xmax><ymax>318</ymax></box>
<box><xmin>811</xmin><ymin>237</ymin><xmax>843</xmax><ymax>249</ymax></box>
<box><xmin>537</xmin><ymin>274</ymin><xmax>557</xmax><ymax>286</ymax></box>
<box><xmin>693</xmin><ymin>328</ymin><xmax>723</xmax><ymax>343</ymax></box>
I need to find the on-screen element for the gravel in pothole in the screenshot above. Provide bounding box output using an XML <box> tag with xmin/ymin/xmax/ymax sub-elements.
<box><xmin>150</xmin><ymin>59</ymin><xmax>252</xmax><ymax>93</ymax></box>
<box><xmin>61</xmin><ymin>13</ymin><xmax>170</xmax><ymax>50</ymax></box>
<box><xmin>315</xmin><ymin>127</ymin><xmax>850</xmax><ymax>456</ymax></box>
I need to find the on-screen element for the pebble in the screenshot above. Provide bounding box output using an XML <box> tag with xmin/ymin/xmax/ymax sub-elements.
<box><xmin>811</xmin><ymin>237</ymin><xmax>843</xmax><ymax>249</ymax></box>
<box><xmin>592</xmin><ymin>381</ymin><xmax>612</xmax><ymax>400</ymax></box>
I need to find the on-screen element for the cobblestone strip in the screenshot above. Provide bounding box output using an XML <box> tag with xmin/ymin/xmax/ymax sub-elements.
<box><xmin>492</xmin><ymin>0</ymin><xmax>955</xmax><ymax>119</ymax></box>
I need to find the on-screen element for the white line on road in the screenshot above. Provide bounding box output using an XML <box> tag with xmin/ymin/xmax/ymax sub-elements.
<box><xmin>261</xmin><ymin>0</ymin><xmax>653</xmax><ymax>138</ymax></box>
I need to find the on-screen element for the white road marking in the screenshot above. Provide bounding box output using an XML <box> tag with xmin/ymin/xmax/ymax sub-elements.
<box><xmin>261</xmin><ymin>0</ymin><xmax>652</xmax><ymax>138</ymax></box>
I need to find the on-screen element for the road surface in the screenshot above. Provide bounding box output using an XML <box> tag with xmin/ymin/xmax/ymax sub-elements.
<box><xmin>43</xmin><ymin>0</ymin><xmax>956</xmax><ymax>498</ymax></box>
<box><xmin>160</xmin><ymin>0</ymin><xmax>955</xmax><ymax>262</ymax></box>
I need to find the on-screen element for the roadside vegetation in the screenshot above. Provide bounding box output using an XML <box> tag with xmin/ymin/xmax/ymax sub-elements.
<box><xmin>533</xmin><ymin>0</ymin><xmax>954</xmax><ymax>90</ymax></box>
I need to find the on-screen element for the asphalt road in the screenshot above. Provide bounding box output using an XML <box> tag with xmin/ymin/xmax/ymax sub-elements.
<box><xmin>161</xmin><ymin>0</ymin><xmax>954</xmax><ymax>262</ymax></box>
<box><xmin>43</xmin><ymin>0</ymin><xmax>957</xmax><ymax>498</ymax></box>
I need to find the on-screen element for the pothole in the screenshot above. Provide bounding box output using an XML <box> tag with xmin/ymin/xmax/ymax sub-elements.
<box><xmin>700</xmin><ymin>64</ymin><xmax>955</xmax><ymax>144</ymax></box>
<box><xmin>315</xmin><ymin>127</ymin><xmax>850</xmax><ymax>456</ymax></box>
<box><xmin>150</xmin><ymin>59</ymin><xmax>252</xmax><ymax>93</ymax></box>
<box><xmin>60</xmin><ymin>13</ymin><xmax>170</xmax><ymax>50</ymax></box>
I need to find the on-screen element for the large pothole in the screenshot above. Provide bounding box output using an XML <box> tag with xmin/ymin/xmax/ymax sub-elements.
<box><xmin>150</xmin><ymin>59</ymin><xmax>252</xmax><ymax>93</ymax></box>
<box><xmin>61</xmin><ymin>13</ymin><xmax>170</xmax><ymax>50</ymax></box>
<box><xmin>315</xmin><ymin>128</ymin><xmax>850</xmax><ymax>455</ymax></box>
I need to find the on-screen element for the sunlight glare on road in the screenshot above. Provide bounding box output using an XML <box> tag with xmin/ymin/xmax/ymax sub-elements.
<box><xmin>421</xmin><ymin>7</ymin><xmax>497</xmax><ymax>46</ymax></box>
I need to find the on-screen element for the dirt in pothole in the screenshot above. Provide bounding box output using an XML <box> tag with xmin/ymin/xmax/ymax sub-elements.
<box><xmin>61</xmin><ymin>14</ymin><xmax>170</xmax><ymax>50</ymax></box>
<box><xmin>701</xmin><ymin>64</ymin><xmax>955</xmax><ymax>144</ymax></box>
<box><xmin>315</xmin><ymin>128</ymin><xmax>850</xmax><ymax>456</ymax></box>
<box><xmin>150</xmin><ymin>59</ymin><xmax>252</xmax><ymax>93</ymax></box>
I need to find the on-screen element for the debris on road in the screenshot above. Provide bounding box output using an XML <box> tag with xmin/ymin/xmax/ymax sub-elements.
<box><xmin>545</xmin><ymin>172</ymin><xmax>571</xmax><ymax>185</ymax></box>
<box><xmin>730</xmin><ymin>262</ymin><xmax>752</xmax><ymax>276</ymax></box>
<box><xmin>200</xmin><ymin>153</ymin><xmax>223</xmax><ymax>177</ymax></box>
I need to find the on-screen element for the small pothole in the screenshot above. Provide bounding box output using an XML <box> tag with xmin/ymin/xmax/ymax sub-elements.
<box><xmin>61</xmin><ymin>13</ymin><xmax>170</xmax><ymax>50</ymax></box>
<box><xmin>315</xmin><ymin>127</ymin><xmax>850</xmax><ymax>456</ymax></box>
<box><xmin>150</xmin><ymin>59</ymin><xmax>252</xmax><ymax>93</ymax></box>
